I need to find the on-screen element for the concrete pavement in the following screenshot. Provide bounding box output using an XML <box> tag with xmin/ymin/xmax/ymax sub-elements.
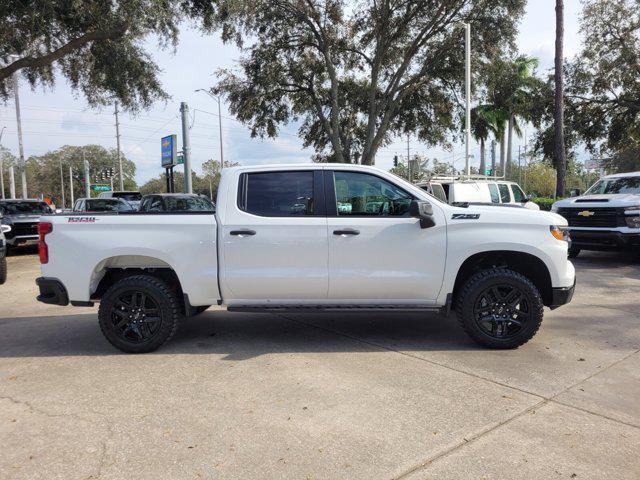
<box><xmin>1</xmin><ymin>249</ymin><xmax>639</xmax><ymax>479</ymax></box>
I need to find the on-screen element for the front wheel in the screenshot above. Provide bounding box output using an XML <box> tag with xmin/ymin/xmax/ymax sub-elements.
<box><xmin>98</xmin><ymin>275</ymin><xmax>181</xmax><ymax>353</ymax></box>
<box><xmin>455</xmin><ymin>268</ymin><xmax>544</xmax><ymax>349</ymax></box>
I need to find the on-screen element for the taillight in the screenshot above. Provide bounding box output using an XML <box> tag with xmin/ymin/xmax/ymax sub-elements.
<box><xmin>38</xmin><ymin>222</ymin><xmax>53</xmax><ymax>264</ymax></box>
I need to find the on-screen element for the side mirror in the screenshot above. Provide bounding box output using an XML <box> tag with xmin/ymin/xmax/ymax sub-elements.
<box><xmin>523</xmin><ymin>195</ymin><xmax>532</xmax><ymax>203</ymax></box>
<box><xmin>570</xmin><ymin>188</ymin><xmax>581</xmax><ymax>197</ymax></box>
<box><xmin>409</xmin><ymin>200</ymin><xmax>436</xmax><ymax>229</ymax></box>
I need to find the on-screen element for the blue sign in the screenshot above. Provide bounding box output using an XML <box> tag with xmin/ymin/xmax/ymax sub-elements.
<box><xmin>161</xmin><ymin>134</ymin><xmax>177</xmax><ymax>167</ymax></box>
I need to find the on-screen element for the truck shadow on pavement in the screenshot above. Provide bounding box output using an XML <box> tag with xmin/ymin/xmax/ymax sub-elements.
<box><xmin>0</xmin><ymin>310</ymin><xmax>479</xmax><ymax>359</ymax></box>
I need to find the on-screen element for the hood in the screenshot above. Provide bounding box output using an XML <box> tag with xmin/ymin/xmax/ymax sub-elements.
<box><xmin>4</xmin><ymin>214</ymin><xmax>42</xmax><ymax>223</ymax></box>
<box><xmin>448</xmin><ymin>203</ymin><xmax>567</xmax><ymax>227</ymax></box>
<box><xmin>552</xmin><ymin>193</ymin><xmax>640</xmax><ymax>208</ymax></box>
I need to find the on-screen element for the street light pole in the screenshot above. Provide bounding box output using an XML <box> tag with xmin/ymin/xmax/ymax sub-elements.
<box><xmin>0</xmin><ymin>126</ymin><xmax>5</xmax><ymax>199</ymax></box>
<box><xmin>59</xmin><ymin>160</ymin><xmax>65</xmax><ymax>209</ymax></box>
<box><xmin>13</xmin><ymin>72</ymin><xmax>27</xmax><ymax>198</ymax></box>
<box><xmin>114</xmin><ymin>102</ymin><xmax>123</xmax><ymax>191</ymax></box>
<box><xmin>195</xmin><ymin>89</ymin><xmax>225</xmax><ymax>171</ymax></box>
<box><xmin>464</xmin><ymin>22</ymin><xmax>471</xmax><ymax>177</ymax></box>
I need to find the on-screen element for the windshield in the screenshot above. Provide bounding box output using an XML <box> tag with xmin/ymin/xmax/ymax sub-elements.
<box><xmin>585</xmin><ymin>177</ymin><xmax>640</xmax><ymax>195</ymax></box>
<box><xmin>86</xmin><ymin>199</ymin><xmax>133</xmax><ymax>212</ymax></box>
<box><xmin>112</xmin><ymin>192</ymin><xmax>142</xmax><ymax>202</ymax></box>
<box><xmin>164</xmin><ymin>196</ymin><xmax>215</xmax><ymax>212</ymax></box>
<box><xmin>0</xmin><ymin>201</ymin><xmax>51</xmax><ymax>215</ymax></box>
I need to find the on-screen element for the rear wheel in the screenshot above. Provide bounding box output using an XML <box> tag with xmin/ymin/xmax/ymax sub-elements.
<box><xmin>98</xmin><ymin>275</ymin><xmax>180</xmax><ymax>353</ymax></box>
<box><xmin>0</xmin><ymin>255</ymin><xmax>6</xmax><ymax>284</ymax></box>
<box><xmin>456</xmin><ymin>268</ymin><xmax>544</xmax><ymax>349</ymax></box>
<box><xmin>568</xmin><ymin>245</ymin><xmax>581</xmax><ymax>259</ymax></box>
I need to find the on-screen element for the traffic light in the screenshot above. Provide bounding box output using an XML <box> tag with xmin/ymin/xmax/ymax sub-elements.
<box><xmin>393</xmin><ymin>155</ymin><xmax>398</xmax><ymax>167</ymax></box>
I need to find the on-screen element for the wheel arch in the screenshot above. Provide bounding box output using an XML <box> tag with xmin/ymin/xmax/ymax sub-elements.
<box><xmin>451</xmin><ymin>250</ymin><xmax>553</xmax><ymax>307</ymax></box>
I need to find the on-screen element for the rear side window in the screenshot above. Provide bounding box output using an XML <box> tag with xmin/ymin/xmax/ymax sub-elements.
<box><xmin>510</xmin><ymin>184</ymin><xmax>526</xmax><ymax>202</ymax></box>
<box><xmin>488</xmin><ymin>184</ymin><xmax>500</xmax><ymax>203</ymax></box>
<box><xmin>240</xmin><ymin>171</ymin><xmax>314</xmax><ymax>216</ymax></box>
<box><xmin>498</xmin><ymin>184</ymin><xmax>511</xmax><ymax>203</ymax></box>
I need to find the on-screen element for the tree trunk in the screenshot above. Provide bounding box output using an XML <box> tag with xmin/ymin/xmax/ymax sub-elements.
<box><xmin>554</xmin><ymin>0</ymin><xmax>566</xmax><ymax>197</ymax></box>
<box><xmin>507</xmin><ymin>114</ymin><xmax>514</xmax><ymax>180</ymax></box>
<box><xmin>479</xmin><ymin>138</ymin><xmax>486</xmax><ymax>174</ymax></box>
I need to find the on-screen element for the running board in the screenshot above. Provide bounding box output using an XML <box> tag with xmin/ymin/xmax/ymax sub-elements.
<box><xmin>227</xmin><ymin>305</ymin><xmax>444</xmax><ymax>313</ymax></box>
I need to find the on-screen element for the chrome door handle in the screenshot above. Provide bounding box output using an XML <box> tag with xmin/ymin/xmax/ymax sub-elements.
<box><xmin>333</xmin><ymin>229</ymin><xmax>360</xmax><ymax>236</ymax></box>
<box><xmin>230</xmin><ymin>229</ymin><xmax>256</xmax><ymax>236</ymax></box>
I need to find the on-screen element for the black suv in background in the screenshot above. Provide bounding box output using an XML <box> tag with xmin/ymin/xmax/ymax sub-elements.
<box><xmin>0</xmin><ymin>200</ymin><xmax>52</xmax><ymax>249</ymax></box>
<box><xmin>139</xmin><ymin>194</ymin><xmax>215</xmax><ymax>212</ymax></box>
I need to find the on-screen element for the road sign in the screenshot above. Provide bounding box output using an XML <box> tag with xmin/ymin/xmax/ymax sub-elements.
<box><xmin>485</xmin><ymin>168</ymin><xmax>492</xmax><ymax>175</ymax></box>
<box><xmin>161</xmin><ymin>134</ymin><xmax>177</xmax><ymax>167</ymax></box>
<box><xmin>91</xmin><ymin>184</ymin><xmax>111</xmax><ymax>192</ymax></box>
<box><xmin>177</xmin><ymin>153</ymin><xmax>184</xmax><ymax>165</ymax></box>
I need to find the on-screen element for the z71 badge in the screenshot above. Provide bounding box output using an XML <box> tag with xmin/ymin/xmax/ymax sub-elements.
<box><xmin>68</xmin><ymin>217</ymin><xmax>97</xmax><ymax>223</ymax></box>
<box><xmin>451</xmin><ymin>213</ymin><xmax>480</xmax><ymax>220</ymax></box>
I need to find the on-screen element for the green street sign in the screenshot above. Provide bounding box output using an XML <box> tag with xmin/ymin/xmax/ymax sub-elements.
<box><xmin>91</xmin><ymin>184</ymin><xmax>111</xmax><ymax>192</ymax></box>
<box><xmin>176</xmin><ymin>153</ymin><xmax>184</xmax><ymax>165</ymax></box>
<box><xmin>485</xmin><ymin>168</ymin><xmax>492</xmax><ymax>175</ymax></box>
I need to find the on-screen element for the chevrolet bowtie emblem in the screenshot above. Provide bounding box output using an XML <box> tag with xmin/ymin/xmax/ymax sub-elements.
<box><xmin>577</xmin><ymin>210</ymin><xmax>595</xmax><ymax>217</ymax></box>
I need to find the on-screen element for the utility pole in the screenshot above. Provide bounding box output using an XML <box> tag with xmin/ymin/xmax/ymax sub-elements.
<box><xmin>69</xmin><ymin>166</ymin><xmax>74</xmax><ymax>206</ymax></box>
<box><xmin>464</xmin><ymin>22</ymin><xmax>471</xmax><ymax>177</ymax></box>
<box><xmin>218</xmin><ymin>97</ymin><xmax>224</xmax><ymax>171</ymax></box>
<box><xmin>0</xmin><ymin>126</ymin><xmax>5</xmax><ymax>199</ymax></box>
<box><xmin>59</xmin><ymin>161</ymin><xmax>65</xmax><ymax>209</ymax></box>
<box><xmin>13</xmin><ymin>72</ymin><xmax>27</xmax><ymax>198</ymax></box>
<box><xmin>490</xmin><ymin>140</ymin><xmax>496</xmax><ymax>176</ymax></box>
<box><xmin>9</xmin><ymin>165</ymin><xmax>16</xmax><ymax>198</ymax></box>
<box><xmin>180</xmin><ymin>102</ymin><xmax>193</xmax><ymax>194</ymax></box>
<box><xmin>83</xmin><ymin>153</ymin><xmax>90</xmax><ymax>198</ymax></box>
<box><xmin>114</xmin><ymin>102</ymin><xmax>123</xmax><ymax>191</ymax></box>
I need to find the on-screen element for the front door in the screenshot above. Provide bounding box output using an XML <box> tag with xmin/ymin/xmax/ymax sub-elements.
<box><xmin>325</xmin><ymin>170</ymin><xmax>447</xmax><ymax>304</ymax></box>
<box><xmin>221</xmin><ymin>169</ymin><xmax>329</xmax><ymax>304</ymax></box>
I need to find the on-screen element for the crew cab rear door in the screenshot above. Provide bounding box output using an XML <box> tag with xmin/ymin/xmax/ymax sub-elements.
<box><xmin>219</xmin><ymin>169</ymin><xmax>328</xmax><ymax>303</ymax></box>
<box><xmin>325</xmin><ymin>170</ymin><xmax>447</xmax><ymax>303</ymax></box>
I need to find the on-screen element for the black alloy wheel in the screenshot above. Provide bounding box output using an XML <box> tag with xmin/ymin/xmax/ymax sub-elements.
<box><xmin>111</xmin><ymin>290</ymin><xmax>162</xmax><ymax>343</ymax></box>
<box><xmin>472</xmin><ymin>284</ymin><xmax>530</xmax><ymax>340</ymax></box>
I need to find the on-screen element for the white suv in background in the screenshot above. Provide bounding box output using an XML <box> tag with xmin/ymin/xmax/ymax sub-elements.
<box><xmin>417</xmin><ymin>178</ymin><xmax>540</xmax><ymax>210</ymax></box>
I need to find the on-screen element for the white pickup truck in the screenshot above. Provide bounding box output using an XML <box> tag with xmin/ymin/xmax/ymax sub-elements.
<box><xmin>36</xmin><ymin>164</ymin><xmax>575</xmax><ymax>353</ymax></box>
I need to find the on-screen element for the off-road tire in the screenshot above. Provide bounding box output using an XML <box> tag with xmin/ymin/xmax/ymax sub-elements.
<box><xmin>455</xmin><ymin>268</ymin><xmax>544</xmax><ymax>349</ymax></box>
<box><xmin>98</xmin><ymin>275</ymin><xmax>180</xmax><ymax>353</ymax></box>
<box><xmin>568</xmin><ymin>245</ymin><xmax>581</xmax><ymax>259</ymax></box>
<box><xmin>0</xmin><ymin>255</ymin><xmax>6</xmax><ymax>285</ymax></box>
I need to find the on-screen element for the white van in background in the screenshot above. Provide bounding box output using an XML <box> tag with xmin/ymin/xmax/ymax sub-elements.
<box><xmin>417</xmin><ymin>178</ymin><xmax>540</xmax><ymax>210</ymax></box>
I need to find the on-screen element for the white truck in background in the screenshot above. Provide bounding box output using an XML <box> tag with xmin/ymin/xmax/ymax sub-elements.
<box><xmin>36</xmin><ymin>164</ymin><xmax>575</xmax><ymax>353</ymax></box>
<box><xmin>552</xmin><ymin>171</ymin><xmax>640</xmax><ymax>258</ymax></box>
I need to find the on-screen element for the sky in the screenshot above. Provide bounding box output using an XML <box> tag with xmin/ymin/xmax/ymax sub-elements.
<box><xmin>0</xmin><ymin>0</ymin><xmax>583</xmax><ymax>186</ymax></box>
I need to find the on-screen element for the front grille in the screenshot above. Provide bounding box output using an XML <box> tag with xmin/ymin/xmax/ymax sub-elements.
<box><xmin>557</xmin><ymin>208</ymin><xmax>624</xmax><ymax>228</ymax></box>
<box><xmin>12</xmin><ymin>222</ymin><xmax>39</xmax><ymax>237</ymax></box>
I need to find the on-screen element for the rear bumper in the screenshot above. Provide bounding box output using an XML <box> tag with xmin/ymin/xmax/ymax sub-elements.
<box><xmin>568</xmin><ymin>229</ymin><xmax>640</xmax><ymax>250</ymax></box>
<box><xmin>549</xmin><ymin>279</ymin><xmax>575</xmax><ymax>310</ymax></box>
<box><xmin>36</xmin><ymin>277</ymin><xmax>69</xmax><ymax>306</ymax></box>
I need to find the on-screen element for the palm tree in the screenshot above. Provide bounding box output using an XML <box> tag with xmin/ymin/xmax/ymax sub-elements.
<box><xmin>471</xmin><ymin>106</ymin><xmax>500</xmax><ymax>175</ymax></box>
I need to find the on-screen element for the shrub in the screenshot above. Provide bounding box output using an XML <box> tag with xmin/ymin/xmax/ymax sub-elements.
<box><xmin>531</xmin><ymin>197</ymin><xmax>557</xmax><ymax>211</ymax></box>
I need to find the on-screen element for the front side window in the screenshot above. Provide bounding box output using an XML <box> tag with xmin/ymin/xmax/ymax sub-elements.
<box><xmin>242</xmin><ymin>171</ymin><xmax>314</xmax><ymax>216</ymax></box>
<box><xmin>511</xmin><ymin>184</ymin><xmax>527</xmax><ymax>202</ymax></box>
<box><xmin>498</xmin><ymin>184</ymin><xmax>511</xmax><ymax>203</ymax></box>
<box><xmin>488</xmin><ymin>184</ymin><xmax>500</xmax><ymax>203</ymax></box>
<box><xmin>164</xmin><ymin>196</ymin><xmax>214</xmax><ymax>212</ymax></box>
<box><xmin>333</xmin><ymin>171</ymin><xmax>412</xmax><ymax>216</ymax></box>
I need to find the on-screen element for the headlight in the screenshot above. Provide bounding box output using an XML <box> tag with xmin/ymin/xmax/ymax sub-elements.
<box><xmin>0</xmin><ymin>224</ymin><xmax>10</xmax><ymax>234</ymax></box>
<box><xmin>550</xmin><ymin>225</ymin><xmax>570</xmax><ymax>242</ymax></box>
<box><xmin>625</xmin><ymin>207</ymin><xmax>640</xmax><ymax>228</ymax></box>
<box><xmin>551</xmin><ymin>205</ymin><xmax>559</xmax><ymax>212</ymax></box>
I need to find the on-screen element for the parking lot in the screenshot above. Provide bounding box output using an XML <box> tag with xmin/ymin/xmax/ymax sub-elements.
<box><xmin>1</xmin><ymin>249</ymin><xmax>639</xmax><ymax>480</ymax></box>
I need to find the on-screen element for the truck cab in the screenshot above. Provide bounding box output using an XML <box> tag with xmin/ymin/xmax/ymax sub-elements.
<box><xmin>552</xmin><ymin>171</ymin><xmax>640</xmax><ymax>257</ymax></box>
